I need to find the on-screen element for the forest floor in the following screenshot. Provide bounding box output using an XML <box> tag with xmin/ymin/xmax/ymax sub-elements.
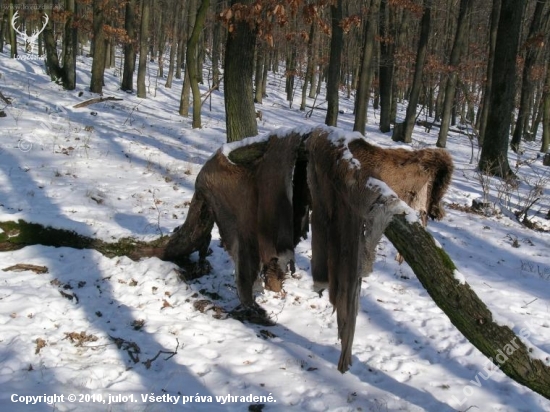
<box><xmin>1</xmin><ymin>49</ymin><xmax>550</xmax><ymax>412</ymax></box>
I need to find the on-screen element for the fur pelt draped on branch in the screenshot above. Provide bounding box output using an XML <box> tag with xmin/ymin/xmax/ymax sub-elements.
<box><xmin>162</xmin><ymin>125</ymin><xmax>454</xmax><ymax>372</ymax></box>
<box><xmin>306</xmin><ymin>130</ymin><xmax>405</xmax><ymax>372</ymax></box>
<box><xmin>305</xmin><ymin>128</ymin><xmax>453</xmax><ymax>372</ymax></box>
<box><xmin>165</xmin><ymin>131</ymin><xmax>311</xmax><ymax>306</ymax></box>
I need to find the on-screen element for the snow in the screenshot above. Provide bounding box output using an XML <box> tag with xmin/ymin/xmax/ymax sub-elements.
<box><xmin>453</xmin><ymin>270</ymin><xmax>466</xmax><ymax>285</ymax></box>
<box><xmin>1</xmin><ymin>45</ymin><xmax>550</xmax><ymax>412</ymax></box>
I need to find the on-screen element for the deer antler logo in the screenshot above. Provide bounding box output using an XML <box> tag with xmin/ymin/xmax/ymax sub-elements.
<box><xmin>11</xmin><ymin>11</ymin><xmax>49</xmax><ymax>54</ymax></box>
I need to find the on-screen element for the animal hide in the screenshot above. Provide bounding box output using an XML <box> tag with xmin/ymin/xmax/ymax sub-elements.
<box><xmin>190</xmin><ymin>132</ymin><xmax>309</xmax><ymax>306</ymax></box>
<box><xmin>306</xmin><ymin>128</ymin><xmax>453</xmax><ymax>372</ymax></box>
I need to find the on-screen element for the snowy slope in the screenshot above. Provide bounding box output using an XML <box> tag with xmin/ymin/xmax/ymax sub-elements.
<box><xmin>1</xmin><ymin>49</ymin><xmax>550</xmax><ymax>412</ymax></box>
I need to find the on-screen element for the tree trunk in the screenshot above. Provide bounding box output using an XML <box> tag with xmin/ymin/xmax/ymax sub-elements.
<box><xmin>385</xmin><ymin>215</ymin><xmax>550</xmax><ymax>402</ymax></box>
<box><xmin>285</xmin><ymin>46</ymin><xmax>296</xmax><ymax>105</ymax></box>
<box><xmin>164</xmin><ymin>1</ymin><xmax>180</xmax><ymax>89</ymax></box>
<box><xmin>436</xmin><ymin>0</ymin><xmax>474</xmax><ymax>148</ymax></box>
<box><xmin>90</xmin><ymin>0</ymin><xmax>107</xmax><ymax>94</ymax></box>
<box><xmin>62</xmin><ymin>0</ymin><xmax>77</xmax><ymax>90</ymax></box>
<box><xmin>477</xmin><ymin>0</ymin><xmax>500</xmax><ymax>145</ymax></box>
<box><xmin>325</xmin><ymin>0</ymin><xmax>343</xmax><ymax>126</ymax></box>
<box><xmin>255</xmin><ymin>42</ymin><xmax>265</xmax><ymax>104</ymax></box>
<box><xmin>42</xmin><ymin>8</ymin><xmax>63</xmax><ymax>80</ymax></box>
<box><xmin>224</xmin><ymin>0</ymin><xmax>258</xmax><ymax>142</ymax></box>
<box><xmin>179</xmin><ymin>0</ymin><xmax>197</xmax><ymax>116</ymax></box>
<box><xmin>8</xmin><ymin>0</ymin><xmax>16</xmax><ymax>58</ymax></box>
<box><xmin>261</xmin><ymin>49</ymin><xmax>269</xmax><ymax>97</ymax></box>
<box><xmin>187</xmin><ymin>0</ymin><xmax>210</xmax><ymax>128</ymax></box>
<box><xmin>175</xmin><ymin>3</ymin><xmax>186</xmax><ymax>80</ymax></box>
<box><xmin>378</xmin><ymin>0</ymin><xmax>395</xmax><ymax>133</ymax></box>
<box><xmin>300</xmin><ymin>22</ymin><xmax>315</xmax><ymax>111</ymax></box>
<box><xmin>308</xmin><ymin>25</ymin><xmax>318</xmax><ymax>99</ymax></box>
<box><xmin>353</xmin><ymin>0</ymin><xmax>380</xmax><ymax>135</ymax></box>
<box><xmin>211</xmin><ymin>0</ymin><xmax>223</xmax><ymax>89</ymax></box>
<box><xmin>156</xmin><ymin>10</ymin><xmax>165</xmax><ymax>79</ymax></box>
<box><xmin>136</xmin><ymin>0</ymin><xmax>150</xmax><ymax>98</ymax></box>
<box><xmin>510</xmin><ymin>0</ymin><xmax>549</xmax><ymax>153</ymax></box>
<box><xmin>541</xmin><ymin>60</ymin><xmax>550</xmax><ymax>153</ymax></box>
<box><xmin>392</xmin><ymin>0</ymin><xmax>431</xmax><ymax>143</ymax></box>
<box><xmin>0</xmin><ymin>10</ymin><xmax>5</xmax><ymax>53</ymax></box>
<box><xmin>121</xmin><ymin>0</ymin><xmax>137</xmax><ymax>92</ymax></box>
<box><xmin>529</xmin><ymin>85</ymin><xmax>544</xmax><ymax>139</ymax></box>
<box><xmin>479</xmin><ymin>0</ymin><xmax>527</xmax><ymax>177</ymax></box>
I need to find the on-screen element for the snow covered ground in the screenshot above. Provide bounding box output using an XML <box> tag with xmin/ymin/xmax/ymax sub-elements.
<box><xmin>1</xmin><ymin>49</ymin><xmax>550</xmax><ymax>412</ymax></box>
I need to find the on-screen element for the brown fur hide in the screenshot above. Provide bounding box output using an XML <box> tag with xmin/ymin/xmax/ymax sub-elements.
<box><xmin>306</xmin><ymin>129</ymin><xmax>405</xmax><ymax>372</ymax></box>
<box><xmin>305</xmin><ymin>128</ymin><xmax>454</xmax><ymax>373</ymax></box>
<box><xmin>191</xmin><ymin>133</ymin><xmax>308</xmax><ymax>306</ymax></box>
<box><xmin>348</xmin><ymin>138</ymin><xmax>453</xmax><ymax>226</ymax></box>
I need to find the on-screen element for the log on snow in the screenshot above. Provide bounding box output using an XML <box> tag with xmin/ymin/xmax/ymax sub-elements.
<box><xmin>385</xmin><ymin>214</ymin><xmax>550</xmax><ymax>400</ymax></box>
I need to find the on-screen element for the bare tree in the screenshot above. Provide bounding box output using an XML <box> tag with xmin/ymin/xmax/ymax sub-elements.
<box><xmin>136</xmin><ymin>0</ymin><xmax>150</xmax><ymax>98</ymax></box>
<box><xmin>90</xmin><ymin>0</ymin><xmax>107</xmax><ymax>94</ymax></box>
<box><xmin>479</xmin><ymin>0</ymin><xmax>527</xmax><ymax>177</ymax></box>
<box><xmin>325</xmin><ymin>0</ymin><xmax>343</xmax><ymax>126</ymax></box>
<box><xmin>436</xmin><ymin>0</ymin><xmax>474</xmax><ymax>148</ymax></box>
<box><xmin>353</xmin><ymin>0</ymin><xmax>380</xmax><ymax>135</ymax></box>
<box><xmin>187</xmin><ymin>0</ymin><xmax>211</xmax><ymax>128</ymax></box>
<box><xmin>510</xmin><ymin>0</ymin><xmax>549</xmax><ymax>152</ymax></box>
<box><xmin>223</xmin><ymin>0</ymin><xmax>258</xmax><ymax>142</ymax></box>
<box><xmin>121</xmin><ymin>0</ymin><xmax>137</xmax><ymax>92</ymax></box>
<box><xmin>392</xmin><ymin>0</ymin><xmax>432</xmax><ymax>143</ymax></box>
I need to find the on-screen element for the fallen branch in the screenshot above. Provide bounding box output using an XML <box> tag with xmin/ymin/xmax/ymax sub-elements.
<box><xmin>142</xmin><ymin>338</ymin><xmax>180</xmax><ymax>369</ymax></box>
<box><xmin>2</xmin><ymin>263</ymin><xmax>48</xmax><ymax>273</ymax></box>
<box><xmin>0</xmin><ymin>90</ymin><xmax>12</xmax><ymax>105</ymax></box>
<box><xmin>73</xmin><ymin>96</ymin><xmax>123</xmax><ymax>108</ymax></box>
<box><xmin>385</xmin><ymin>214</ymin><xmax>550</xmax><ymax>400</ymax></box>
<box><xmin>0</xmin><ymin>219</ymin><xmax>168</xmax><ymax>259</ymax></box>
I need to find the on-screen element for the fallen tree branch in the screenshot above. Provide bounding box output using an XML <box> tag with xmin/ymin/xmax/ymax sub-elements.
<box><xmin>385</xmin><ymin>214</ymin><xmax>550</xmax><ymax>400</ymax></box>
<box><xmin>0</xmin><ymin>90</ymin><xmax>12</xmax><ymax>105</ymax></box>
<box><xmin>0</xmin><ymin>219</ymin><xmax>167</xmax><ymax>258</ymax></box>
<box><xmin>73</xmin><ymin>96</ymin><xmax>123</xmax><ymax>108</ymax></box>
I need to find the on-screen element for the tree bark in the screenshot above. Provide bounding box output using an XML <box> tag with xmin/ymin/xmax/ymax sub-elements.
<box><xmin>436</xmin><ymin>0</ymin><xmax>474</xmax><ymax>148</ymax></box>
<box><xmin>541</xmin><ymin>60</ymin><xmax>550</xmax><ymax>153</ymax></box>
<box><xmin>300</xmin><ymin>22</ymin><xmax>316</xmax><ymax>111</ymax></box>
<box><xmin>479</xmin><ymin>0</ymin><xmax>527</xmax><ymax>177</ymax></box>
<box><xmin>90</xmin><ymin>0</ymin><xmax>107</xmax><ymax>94</ymax></box>
<box><xmin>353</xmin><ymin>0</ymin><xmax>380</xmax><ymax>135</ymax></box>
<box><xmin>510</xmin><ymin>0</ymin><xmax>549</xmax><ymax>153</ymax></box>
<box><xmin>164</xmin><ymin>2</ymin><xmax>179</xmax><ymax>89</ymax></box>
<box><xmin>255</xmin><ymin>42</ymin><xmax>265</xmax><ymax>104</ymax></box>
<box><xmin>211</xmin><ymin>0</ymin><xmax>223</xmax><ymax>89</ymax></box>
<box><xmin>137</xmin><ymin>0</ymin><xmax>150</xmax><ymax>98</ymax></box>
<box><xmin>325</xmin><ymin>0</ymin><xmax>343</xmax><ymax>126</ymax></box>
<box><xmin>385</xmin><ymin>214</ymin><xmax>550</xmax><ymax>401</ymax></box>
<box><xmin>8</xmin><ymin>0</ymin><xmax>17</xmax><ymax>58</ymax></box>
<box><xmin>224</xmin><ymin>0</ymin><xmax>258</xmax><ymax>142</ymax></box>
<box><xmin>0</xmin><ymin>10</ymin><xmax>5</xmax><ymax>53</ymax></box>
<box><xmin>179</xmin><ymin>0</ymin><xmax>197</xmax><ymax>116</ymax></box>
<box><xmin>42</xmin><ymin>8</ymin><xmax>63</xmax><ymax>81</ymax></box>
<box><xmin>378</xmin><ymin>0</ymin><xmax>395</xmax><ymax>133</ymax></box>
<box><xmin>477</xmin><ymin>0</ymin><xmax>500</xmax><ymax>145</ymax></box>
<box><xmin>187</xmin><ymin>0</ymin><xmax>210</xmax><ymax>128</ymax></box>
<box><xmin>392</xmin><ymin>0</ymin><xmax>431</xmax><ymax>143</ymax></box>
<box><xmin>121</xmin><ymin>0</ymin><xmax>137</xmax><ymax>92</ymax></box>
<box><xmin>62</xmin><ymin>0</ymin><xmax>77</xmax><ymax>90</ymax></box>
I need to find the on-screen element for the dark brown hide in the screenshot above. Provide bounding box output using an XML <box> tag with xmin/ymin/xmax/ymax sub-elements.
<box><xmin>306</xmin><ymin>129</ymin><xmax>403</xmax><ymax>373</ymax></box>
<box><xmin>164</xmin><ymin>191</ymin><xmax>215</xmax><ymax>264</ymax></box>
<box><xmin>189</xmin><ymin>133</ymin><xmax>307</xmax><ymax>305</ymax></box>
